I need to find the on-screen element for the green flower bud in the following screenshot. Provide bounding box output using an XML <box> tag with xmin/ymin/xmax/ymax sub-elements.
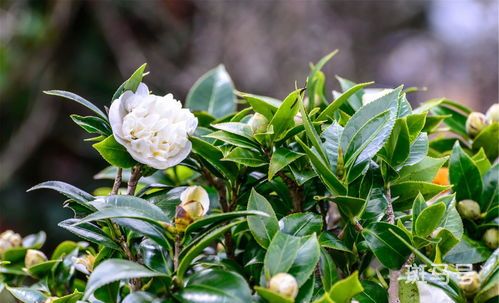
<box><xmin>485</xmin><ymin>103</ymin><xmax>499</xmax><ymax>124</ymax></box>
<box><xmin>25</xmin><ymin>249</ymin><xmax>47</xmax><ymax>268</ymax></box>
<box><xmin>466</xmin><ymin>112</ymin><xmax>487</xmax><ymax>138</ymax></box>
<box><xmin>459</xmin><ymin>271</ymin><xmax>480</xmax><ymax>296</ymax></box>
<box><xmin>248</xmin><ymin>113</ymin><xmax>269</xmax><ymax>134</ymax></box>
<box><xmin>457</xmin><ymin>200</ymin><xmax>481</xmax><ymax>220</ymax></box>
<box><xmin>483</xmin><ymin>228</ymin><xmax>498</xmax><ymax>249</ymax></box>
<box><xmin>268</xmin><ymin>273</ymin><xmax>298</xmax><ymax>299</ymax></box>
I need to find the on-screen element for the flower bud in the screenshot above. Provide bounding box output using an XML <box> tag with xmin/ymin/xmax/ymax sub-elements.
<box><xmin>0</xmin><ymin>230</ymin><xmax>22</xmax><ymax>255</ymax></box>
<box><xmin>25</xmin><ymin>249</ymin><xmax>47</xmax><ymax>268</ymax></box>
<box><xmin>268</xmin><ymin>273</ymin><xmax>299</xmax><ymax>299</ymax></box>
<box><xmin>293</xmin><ymin>112</ymin><xmax>303</xmax><ymax>125</ymax></box>
<box><xmin>175</xmin><ymin>186</ymin><xmax>209</xmax><ymax>232</ymax></box>
<box><xmin>457</xmin><ymin>200</ymin><xmax>481</xmax><ymax>220</ymax></box>
<box><xmin>483</xmin><ymin>228</ymin><xmax>498</xmax><ymax>249</ymax></box>
<box><xmin>248</xmin><ymin>113</ymin><xmax>269</xmax><ymax>134</ymax></box>
<box><xmin>459</xmin><ymin>271</ymin><xmax>480</xmax><ymax>296</ymax></box>
<box><xmin>432</xmin><ymin>167</ymin><xmax>449</xmax><ymax>186</ymax></box>
<box><xmin>73</xmin><ymin>254</ymin><xmax>95</xmax><ymax>275</ymax></box>
<box><xmin>466</xmin><ymin>112</ymin><xmax>487</xmax><ymax>138</ymax></box>
<box><xmin>485</xmin><ymin>103</ymin><xmax>499</xmax><ymax>124</ymax></box>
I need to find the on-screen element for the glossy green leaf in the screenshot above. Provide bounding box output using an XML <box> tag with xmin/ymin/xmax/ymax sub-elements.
<box><xmin>354</xmin><ymin>281</ymin><xmax>388</xmax><ymax>303</ymax></box>
<box><xmin>362</xmin><ymin>223</ymin><xmax>412</xmax><ymax>269</ymax></box>
<box><xmin>211</xmin><ymin>122</ymin><xmax>254</xmax><ymax>139</ymax></box>
<box><xmin>122</xmin><ymin>292</ymin><xmax>160</xmax><ymax>303</ymax></box>
<box><xmin>27</xmin><ymin>181</ymin><xmax>94</xmax><ymax>205</ymax></box>
<box><xmin>443</xmin><ymin>235</ymin><xmax>491</xmax><ymax>264</ymax></box>
<box><xmin>241</xmin><ymin>93</ymin><xmax>280</xmax><ymax>121</ymax></box>
<box><xmin>91</xmin><ymin>195</ymin><xmax>169</xmax><ymax>222</ymax></box>
<box><xmin>334</xmin><ymin>196</ymin><xmax>366</xmax><ymax>219</ymax></box>
<box><xmin>178</xmin><ymin>269</ymin><xmax>252</xmax><ymax>303</ymax></box>
<box><xmin>449</xmin><ymin>142</ymin><xmax>482</xmax><ymax>201</ymax></box>
<box><xmin>44</xmin><ymin>90</ymin><xmax>108</xmax><ymax>121</ymax></box>
<box><xmin>83</xmin><ymin>259</ymin><xmax>167</xmax><ymax>300</ymax></box>
<box><xmin>270</xmin><ymin>89</ymin><xmax>302</xmax><ymax>137</ymax></box>
<box><xmin>328</xmin><ymin>271</ymin><xmax>364</xmax><ymax>303</ymax></box>
<box><xmin>319</xmin><ymin>247</ymin><xmax>339</xmax><ymax>291</ymax></box>
<box><xmin>380</xmin><ymin>118</ymin><xmax>410</xmax><ymax>167</ymax></box>
<box><xmin>254</xmin><ymin>286</ymin><xmax>293</xmax><ymax>303</ymax></box>
<box><xmin>403</xmin><ymin>132</ymin><xmax>428</xmax><ymax>167</ymax></box>
<box><xmin>480</xmin><ymin>163</ymin><xmax>498</xmax><ymax>212</ymax></box>
<box><xmin>70</xmin><ymin>115</ymin><xmax>112</xmax><ymax>136</ymax></box>
<box><xmin>472</xmin><ymin>123</ymin><xmax>499</xmax><ymax>161</ymax></box>
<box><xmin>391</xmin><ymin>181</ymin><xmax>449</xmax><ymax>210</ymax></box>
<box><xmin>59</xmin><ymin>219</ymin><xmax>119</xmax><ymax>250</ymax></box>
<box><xmin>397</xmin><ymin>156</ymin><xmax>447</xmax><ymax>183</ymax></box>
<box><xmin>6</xmin><ymin>287</ymin><xmax>47</xmax><ymax>303</ymax></box>
<box><xmin>247</xmin><ymin>189</ymin><xmax>279</xmax><ymax>248</ymax></box>
<box><xmin>322</xmin><ymin>122</ymin><xmax>343</xmax><ymax>173</ymax></box>
<box><xmin>92</xmin><ymin>135</ymin><xmax>136</xmax><ymax>168</ymax></box>
<box><xmin>412</xmin><ymin>193</ymin><xmax>426</xmax><ymax>232</ymax></box>
<box><xmin>184</xmin><ymin>210</ymin><xmax>268</xmax><ymax>236</ymax></box>
<box><xmin>205</xmin><ymin>131</ymin><xmax>259</xmax><ymax>150</ymax></box>
<box><xmin>111</xmin><ymin>63</ymin><xmax>148</xmax><ymax>101</ymax></box>
<box><xmin>405</xmin><ymin>112</ymin><xmax>427</xmax><ymax>142</ymax></box>
<box><xmin>415</xmin><ymin>202</ymin><xmax>446</xmax><ymax>237</ymax></box>
<box><xmin>268</xmin><ymin>148</ymin><xmax>304</xmax><ymax>180</ymax></box>
<box><xmin>431</xmin><ymin>105</ymin><xmax>468</xmax><ymax>137</ymax></box>
<box><xmin>191</xmin><ymin>136</ymin><xmax>237</xmax><ymax>182</ymax></box>
<box><xmin>264</xmin><ymin>232</ymin><xmax>301</xmax><ymax>279</ymax></box>
<box><xmin>288</xmin><ymin>235</ymin><xmax>321</xmax><ymax>286</ymax></box>
<box><xmin>223</xmin><ymin>147</ymin><xmax>267</xmax><ymax>167</ymax></box>
<box><xmin>472</xmin><ymin>148</ymin><xmax>492</xmax><ymax>176</ymax></box>
<box><xmin>336</xmin><ymin>76</ymin><xmax>364</xmax><ymax>112</ymax></box>
<box><xmin>186</xmin><ymin>65</ymin><xmax>236</xmax><ymax>118</ymax></box>
<box><xmin>279</xmin><ymin>213</ymin><xmax>322</xmax><ymax>236</ymax></box>
<box><xmin>319</xmin><ymin>232</ymin><xmax>352</xmax><ymax>253</ymax></box>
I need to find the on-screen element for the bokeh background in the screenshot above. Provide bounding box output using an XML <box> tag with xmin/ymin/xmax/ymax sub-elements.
<box><xmin>1</xmin><ymin>0</ymin><xmax>498</xmax><ymax>251</ymax></box>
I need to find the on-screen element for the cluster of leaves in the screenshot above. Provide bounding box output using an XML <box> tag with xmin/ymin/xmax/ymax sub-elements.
<box><xmin>0</xmin><ymin>52</ymin><xmax>497</xmax><ymax>303</ymax></box>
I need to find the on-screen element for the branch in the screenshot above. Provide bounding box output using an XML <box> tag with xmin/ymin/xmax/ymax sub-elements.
<box><xmin>126</xmin><ymin>165</ymin><xmax>142</xmax><ymax>195</ymax></box>
<box><xmin>110</xmin><ymin>168</ymin><xmax>122</xmax><ymax>195</ymax></box>
<box><xmin>385</xmin><ymin>183</ymin><xmax>399</xmax><ymax>303</ymax></box>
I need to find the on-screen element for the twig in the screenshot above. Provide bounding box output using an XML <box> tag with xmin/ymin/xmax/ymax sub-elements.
<box><xmin>110</xmin><ymin>168</ymin><xmax>122</xmax><ymax>195</ymax></box>
<box><xmin>174</xmin><ymin>234</ymin><xmax>181</xmax><ymax>271</ymax></box>
<box><xmin>127</xmin><ymin>165</ymin><xmax>142</xmax><ymax>195</ymax></box>
<box><xmin>385</xmin><ymin>183</ymin><xmax>399</xmax><ymax>303</ymax></box>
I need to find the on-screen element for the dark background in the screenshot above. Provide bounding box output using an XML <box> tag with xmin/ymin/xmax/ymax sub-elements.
<box><xmin>1</xmin><ymin>0</ymin><xmax>498</xmax><ymax>251</ymax></box>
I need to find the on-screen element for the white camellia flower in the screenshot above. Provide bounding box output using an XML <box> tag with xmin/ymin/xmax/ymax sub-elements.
<box><xmin>109</xmin><ymin>83</ymin><xmax>198</xmax><ymax>169</ymax></box>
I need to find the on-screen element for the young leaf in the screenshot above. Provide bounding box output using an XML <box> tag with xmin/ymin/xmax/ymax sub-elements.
<box><xmin>480</xmin><ymin>163</ymin><xmax>499</xmax><ymax>212</ymax></box>
<box><xmin>288</xmin><ymin>234</ymin><xmax>321</xmax><ymax>286</ymax></box>
<box><xmin>111</xmin><ymin>63</ymin><xmax>148</xmax><ymax>101</ymax></box>
<box><xmin>186</xmin><ymin>65</ymin><xmax>236</xmax><ymax>118</ymax></box>
<box><xmin>328</xmin><ymin>271</ymin><xmax>364</xmax><ymax>303</ymax></box>
<box><xmin>247</xmin><ymin>189</ymin><xmax>279</xmax><ymax>248</ymax></box>
<box><xmin>268</xmin><ymin>148</ymin><xmax>304</xmax><ymax>180</ymax></box>
<box><xmin>397</xmin><ymin>156</ymin><xmax>447</xmax><ymax>183</ymax></box>
<box><xmin>472</xmin><ymin>123</ymin><xmax>499</xmax><ymax>162</ymax></box>
<box><xmin>83</xmin><ymin>259</ymin><xmax>167</xmax><ymax>300</ymax></box>
<box><xmin>222</xmin><ymin>147</ymin><xmax>267</xmax><ymax>167</ymax></box>
<box><xmin>92</xmin><ymin>135</ymin><xmax>136</xmax><ymax>168</ymax></box>
<box><xmin>449</xmin><ymin>142</ymin><xmax>483</xmax><ymax>202</ymax></box>
<box><xmin>240</xmin><ymin>93</ymin><xmax>281</xmax><ymax>120</ymax></box>
<box><xmin>415</xmin><ymin>202</ymin><xmax>446</xmax><ymax>237</ymax></box>
<box><xmin>322</xmin><ymin>122</ymin><xmax>343</xmax><ymax>173</ymax></box>
<box><xmin>279</xmin><ymin>213</ymin><xmax>322</xmax><ymax>236</ymax></box>
<box><xmin>317</xmin><ymin>82</ymin><xmax>374</xmax><ymax>121</ymax></box>
<box><xmin>269</xmin><ymin>89</ymin><xmax>302</xmax><ymax>137</ymax></box>
<box><xmin>391</xmin><ymin>181</ymin><xmax>449</xmax><ymax>210</ymax></box>
<box><xmin>263</xmin><ymin>232</ymin><xmax>301</xmax><ymax>279</ymax></box>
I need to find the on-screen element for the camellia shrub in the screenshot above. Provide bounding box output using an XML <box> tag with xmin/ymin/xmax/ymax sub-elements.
<box><xmin>0</xmin><ymin>52</ymin><xmax>498</xmax><ymax>303</ymax></box>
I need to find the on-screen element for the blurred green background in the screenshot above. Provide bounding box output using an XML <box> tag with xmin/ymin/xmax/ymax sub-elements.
<box><xmin>1</xmin><ymin>0</ymin><xmax>497</xmax><ymax>250</ymax></box>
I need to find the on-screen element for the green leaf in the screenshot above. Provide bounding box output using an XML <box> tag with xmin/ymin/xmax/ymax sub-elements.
<box><xmin>319</xmin><ymin>232</ymin><xmax>352</xmax><ymax>253</ymax></box>
<box><xmin>472</xmin><ymin>123</ymin><xmax>499</xmax><ymax>162</ymax></box>
<box><xmin>307</xmin><ymin>51</ymin><xmax>338</xmax><ymax>110</ymax></box>
<box><xmin>27</xmin><ymin>260</ymin><xmax>60</xmax><ymax>278</ymax></box>
<box><xmin>83</xmin><ymin>259</ymin><xmax>167</xmax><ymax>300</ymax></box>
<box><xmin>449</xmin><ymin>142</ymin><xmax>483</xmax><ymax>201</ymax></box>
<box><xmin>269</xmin><ymin>148</ymin><xmax>304</xmax><ymax>180</ymax></box>
<box><xmin>472</xmin><ymin>148</ymin><xmax>491</xmax><ymax>176</ymax></box>
<box><xmin>317</xmin><ymin>82</ymin><xmax>374</xmax><ymax>121</ymax></box>
<box><xmin>322</xmin><ymin>122</ymin><xmax>343</xmax><ymax>173</ymax></box>
<box><xmin>362</xmin><ymin>223</ymin><xmax>412</xmax><ymax>269</ymax></box>
<box><xmin>184</xmin><ymin>210</ymin><xmax>268</xmax><ymax>236</ymax></box>
<box><xmin>288</xmin><ymin>235</ymin><xmax>321</xmax><ymax>286</ymax></box>
<box><xmin>334</xmin><ymin>196</ymin><xmax>366</xmax><ymax>219</ymax></box>
<box><xmin>264</xmin><ymin>232</ymin><xmax>301</xmax><ymax>279</ymax></box>
<box><xmin>431</xmin><ymin>104</ymin><xmax>468</xmax><ymax>137</ymax></box>
<box><xmin>296</xmin><ymin>136</ymin><xmax>346</xmax><ymax>195</ymax></box>
<box><xmin>122</xmin><ymin>292</ymin><xmax>160</xmax><ymax>303</ymax></box>
<box><xmin>354</xmin><ymin>281</ymin><xmax>388</xmax><ymax>303</ymax></box>
<box><xmin>443</xmin><ymin>235</ymin><xmax>491</xmax><ymax>264</ymax></box>
<box><xmin>241</xmin><ymin>93</ymin><xmax>280</xmax><ymax>121</ymax></box>
<box><xmin>397</xmin><ymin>156</ymin><xmax>447</xmax><ymax>183</ymax></box>
<box><xmin>70</xmin><ymin>115</ymin><xmax>112</xmax><ymax>136</ymax></box>
<box><xmin>186</xmin><ymin>65</ymin><xmax>236</xmax><ymax>118</ymax></box>
<box><xmin>415</xmin><ymin>202</ymin><xmax>446</xmax><ymax>237</ymax></box>
<box><xmin>205</xmin><ymin>131</ymin><xmax>259</xmax><ymax>150</ymax></box>
<box><xmin>480</xmin><ymin>163</ymin><xmax>499</xmax><ymax>212</ymax></box>
<box><xmin>59</xmin><ymin>219</ymin><xmax>120</xmax><ymax>250</ymax></box>
<box><xmin>27</xmin><ymin>181</ymin><xmax>94</xmax><ymax>205</ymax></box>
<box><xmin>270</xmin><ymin>89</ymin><xmax>302</xmax><ymax>137</ymax></box>
<box><xmin>112</xmin><ymin>63</ymin><xmax>148</xmax><ymax>101</ymax></box>
<box><xmin>319</xmin><ymin>247</ymin><xmax>339</xmax><ymax>291</ymax></box>
<box><xmin>403</xmin><ymin>132</ymin><xmax>428</xmax><ymax>167</ymax></box>
<box><xmin>223</xmin><ymin>147</ymin><xmax>267</xmax><ymax>167</ymax></box>
<box><xmin>279</xmin><ymin>213</ymin><xmax>322</xmax><ymax>236</ymax></box>
<box><xmin>92</xmin><ymin>135</ymin><xmax>136</xmax><ymax>168</ymax></box>
<box><xmin>177</xmin><ymin>220</ymin><xmax>244</xmax><ymax>281</ymax></box>
<box><xmin>247</xmin><ymin>189</ymin><xmax>279</xmax><ymax>248</ymax></box>
<box><xmin>6</xmin><ymin>287</ymin><xmax>47</xmax><ymax>303</ymax></box>
<box><xmin>391</xmin><ymin>181</ymin><xmax>449</xmax><ymax>210</ymax></box>
<box><xmin>328</xmin><ymin>271</ymin><xmax>364</xmax><ymax>303</ymax></box>
<box><xmin>191</xmin><ymin>136</ymin><xmax>237</xmax><ymax>182</ymax></box>
<box><xmin>412</xmin><ymin>193</ymin><xmax>426</xmax><ymax>232</ymax></box>
<box><xmin>211</xmin><ymin>122</ymin><xmax>254</xmax><ymax>139</ymax></box>
<box><xmin>255</xmin><ymin>286</ymin><xmax>293</xmax><ymax>303</ymax></box>
<box><xmin>139</xmin><ymin>239</ymin><xmax>170</xmax><ymax>274</ymax></box>
<box><xmin>178</xmin><ymin>269</ymin><xmax>252</xmax><ymax>303</ymax></box>
<box><xmin>91</xmin><ymin>195</ymin><xmax>169</xmax><ymax>222</ymax></box>
<box><xmin>336</xmin><ymin>76</ymin><xmax>364</xmax><ymax>112</ymax></box>
<box><xmin>44</xmin><ymin>90</ymin><xmax>108</xmax><ymax>121</ymax></box>
<box><xmin>405</xmin><ymin>112</ymin><xmax>427</xmax><ymax>142</ymax></box>
<box><xmin>380</xmin><ymin>118</ymin><xmax>410</xmax><ymax>167</ymax></box>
